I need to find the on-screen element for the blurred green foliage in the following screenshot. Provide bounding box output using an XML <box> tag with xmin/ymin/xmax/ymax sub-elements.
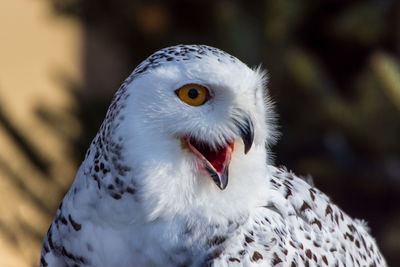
<box><xmin>49</xmin><ymin>0</ymin><xmax>400</xmax><ymax>265</ymax></box>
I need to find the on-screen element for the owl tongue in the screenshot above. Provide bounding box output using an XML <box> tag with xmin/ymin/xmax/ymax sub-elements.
<box><xmin>185</xmin><ymin>136</ymin><xmax>234</xmax><ymax>190</ymax></box>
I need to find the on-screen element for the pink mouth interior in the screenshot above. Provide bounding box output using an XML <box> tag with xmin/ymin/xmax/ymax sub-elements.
<box><xmin>188</xmin><ymin>137</ymin><xmax>233</xmax><ymax>173</ymax></box>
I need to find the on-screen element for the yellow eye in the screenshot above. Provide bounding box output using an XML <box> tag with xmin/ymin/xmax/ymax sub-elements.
<box><xmin>175</xmin><ymin>84</ymin><xmax>209</xmax><ymax>106</ymax></box>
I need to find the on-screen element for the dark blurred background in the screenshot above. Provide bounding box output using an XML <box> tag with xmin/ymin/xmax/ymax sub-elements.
<box><xmin>0</xmin><ymin>0</ymin><xmax>399</xmax><ymax>266</ymax></box>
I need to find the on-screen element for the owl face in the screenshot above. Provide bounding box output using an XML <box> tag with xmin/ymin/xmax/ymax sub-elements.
<box><xmin>112</xmin><ymin>45</ymin><xmax>275</xmax><ymax>219</ymax></box>
<box><xmin>125</xmin><ymin>51</ymin><xmax>268</xmax><ymax>187</ymax></box>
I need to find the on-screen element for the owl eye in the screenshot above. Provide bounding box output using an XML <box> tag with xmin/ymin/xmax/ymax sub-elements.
<box><xmin>175</xmin><ymin>84</ymin><xmax>209</xmax><ymax>106</ymax></box>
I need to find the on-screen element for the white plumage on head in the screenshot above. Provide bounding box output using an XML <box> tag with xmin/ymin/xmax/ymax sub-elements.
<box><xmin>41</xmin><ymin>45</ymin><xmax>386</xmax><ymax>267</ymax></box>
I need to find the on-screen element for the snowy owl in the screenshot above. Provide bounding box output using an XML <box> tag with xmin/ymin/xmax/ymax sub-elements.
<box><xmin>41</xmin><ymin>45</ymin><xmax>386</xmax><ymax>266</ymax></box>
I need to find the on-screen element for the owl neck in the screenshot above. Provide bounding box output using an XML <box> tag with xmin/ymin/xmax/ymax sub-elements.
<box><xmin>132</xmin><ymin>142</ymin><xmax>271</xmax><ymax>224</ymax></box>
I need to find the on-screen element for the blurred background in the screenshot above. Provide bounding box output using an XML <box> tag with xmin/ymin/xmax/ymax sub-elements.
<box><xmin>0</xmin><ymin>0</ymin><xmax>399</xmax><ymax>266</ymax></box>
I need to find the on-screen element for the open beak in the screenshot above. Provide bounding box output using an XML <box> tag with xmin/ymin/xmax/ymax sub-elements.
<box><xmin>184</xmin><ymin>113</ymin><xmax>254</xmax><ymax>190</ymax></box>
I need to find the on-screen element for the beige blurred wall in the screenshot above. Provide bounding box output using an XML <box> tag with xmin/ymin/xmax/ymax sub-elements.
<box><xmin>0</xmin><ymin>0</ymin><xmax>82</xmax><ymax>266</ymax></box>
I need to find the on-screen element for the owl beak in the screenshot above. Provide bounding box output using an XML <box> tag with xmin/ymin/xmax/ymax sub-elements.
<box><xmin>232</xmin><ymin>111</ymin><xmax>254</xmax><ymax>154</ymax></box>
<box><xmin>183</xmin><ymin>113</ymin><xmax>254</xmax><ymax>190</ymax></box>
<box><xmin>203</xmin><ymin>147</ymin><xmax>232</xmax><ymax>190</ymax></box>
<box><xmin>184</xmin><ymin>136</ymin><xmax>233</xmax><ymax>190</ymax></box>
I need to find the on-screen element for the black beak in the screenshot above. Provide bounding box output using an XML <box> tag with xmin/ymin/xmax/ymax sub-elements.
<box><xmin>233</xmin><ymin>111</ymin><xmax>254</xmax><ymax>154</ymax></box>
<box><xmin>205</xmin><ymin>163</ymin><xmax>229</xmax><ymax>190</ymax></box>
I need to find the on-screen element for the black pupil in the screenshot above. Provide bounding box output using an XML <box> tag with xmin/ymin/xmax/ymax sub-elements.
<box><xmin>188</xmin><ymin>88</ymin><xmax>199</xmax><ymax>99</ymax></box>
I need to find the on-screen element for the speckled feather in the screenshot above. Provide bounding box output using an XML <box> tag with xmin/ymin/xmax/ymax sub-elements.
<box><xmin>41</xmin><ymin>45</ymin><xmax>386</xmax><ymax>267</ymax></box>
<box><xmin>209</xmin><ymin>166</ymin><xmax>386</xmax><ymax>266</ymax></box>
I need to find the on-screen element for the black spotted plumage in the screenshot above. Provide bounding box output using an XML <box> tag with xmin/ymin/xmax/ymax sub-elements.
<box><xmin>208</xmin><ymin>166</ymin><xmax>386</xmax><ymax>266</ymax></box>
